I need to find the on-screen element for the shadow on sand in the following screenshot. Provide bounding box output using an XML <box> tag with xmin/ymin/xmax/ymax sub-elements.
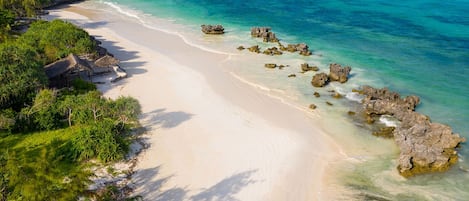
<box><xmin>133</xmin><ymin>167</ymin><xmax>257</xmax><ymax>201</ymax></box>
<box><xmin>141</xmin><ymin>108</ymin><xmax>193</xmax><ymax>129</ymax></box>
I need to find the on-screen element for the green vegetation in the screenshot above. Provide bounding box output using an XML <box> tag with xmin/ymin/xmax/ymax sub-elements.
<box><xmin>19</xmin><ymin>20</ymin><xmax>97</xmax><ymax>63</ymax></box>
<box><xmin>0</xmin><ymin>7</ymin><xmax>142</xmax><ymax>201</ymax></box>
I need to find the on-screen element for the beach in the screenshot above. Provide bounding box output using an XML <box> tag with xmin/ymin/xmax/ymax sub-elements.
<box><xmin>46</xmin><ymin>3</ymin><xmax>345</xmax><ymax>200</ymax></box>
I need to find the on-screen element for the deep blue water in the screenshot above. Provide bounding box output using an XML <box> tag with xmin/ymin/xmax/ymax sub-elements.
<box><xmin>97</xmin><ymin>0</ymin><xmax>469</xmax><ymax>198</ymax></box>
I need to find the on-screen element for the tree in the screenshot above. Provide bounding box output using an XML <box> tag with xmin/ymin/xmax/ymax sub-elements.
<box><xmin>0</xmin><ymin>42</ymin><xmax>47</xmax><ymax>110</ymax></box>
<box><xmin>31</xmin><ymin>89</ymin><xmax>59</xmax><ymax>130</ymax></box>
<box><xmin>18</xmin><ymin>20</ymin><xmax>97</xmax><ymax>63</ymax></box>
<box><xmin>0</xmin><ymin>0</ymin><xmax>46</xmax><ymax>17</ymax></box>
<box><xmin>110</xmin><ymin>96</ymin><xmax>141</xmax><ymax>130</ymax></box>
<box><xmin>58</xmin><ymin>95</ymin><xmax>77</xmax><ymax>127</ymax></box>
<box><xmin>71</xmin><ymin>119</ymin><xmax>126</xmax><ymax>162</ymax></box>
<box><xmin>0</xmin><ymin>9</ymin><xmax>14</xmax><ymax>41</ymax></box>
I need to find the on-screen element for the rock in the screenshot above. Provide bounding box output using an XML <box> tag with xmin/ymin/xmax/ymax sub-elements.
<box><xmin>360</xmin><ymin>85</ymin><xmax>466</xmax><ymax>177</ymax></box>
<box><xmin>372</xmin><ymin>126</ymin><xmax>395</xmax><ymax>138</ymax></box>
<box><xmin>348</xmin><ymin>111</ymin><xmax>356</xmax><ymax>115</ymax></box>
<box><xmin>251</xmin><ymin>27</ymin><xmax>279</xmax><ymax>42</ymax></box>
<box><xmin>309</xmin><ymin>104</ymin><xmax>317</xmax><ymax>110</ymax></box>
<box><xmin>288</xmin><ymin>74</ymin><xmax>296</xmax><ymax>78</ymax></box>
<box><xmin>264</xmin><ymin>63</ymin><xmax>277</xmax><ymax>69</ymax></box>
<box><xmin>301</xmin><ymin>63</ymin><xmax>318</xmax><ymax>72</ymax></box>
<box><xmin>332</xmin><ymin>92</ymin><xmax>343</xmax><ymax>99</ymax></box>
<box><xmin>313</xmin><ymin>92</ymin><xmax>320</xmax><ymax>97</ymax></box>
<box><xmin>248</xmin><ymin>45</ymin><xmax>261</xmax><ymax>53</ymax></box>
<box><xmin>263</xmin><ymin>47</ymin><xmax>283</xmax><ymax>56</ymax></box>
<box><xmin>329</xmin><ymin>63</ymin><xmax>352</xmax><ymax>83</ymax></box>
<box><xmin>326</xmin><ymin>101</ymin><xmax>333</xmax><ymax>106</ymax></box>
<box><xmin>311</xmin><ymin>73</ymin><xmax>329</xmax><ymax>87</ymax></box>
<box><xmin>237</xmin><ymin>46</ymin><xmax>245</xmax><ymax>50</ymax></box>
<box><xmin>201</xmin><ymin>24</ymin><xmax>224</xmax><ymax>34</ymax></box>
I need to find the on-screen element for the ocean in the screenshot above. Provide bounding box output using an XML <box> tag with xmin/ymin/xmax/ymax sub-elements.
<box><xmin>85</xmin><ymin>0</ymin><xmax>469</xmax><ymax>200</ymax></box>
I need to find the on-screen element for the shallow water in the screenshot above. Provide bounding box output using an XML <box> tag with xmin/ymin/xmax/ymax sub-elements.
<box><xmin>86</xmin><ymin>0</ymin><xmax>469</xmax><ymax>199</ymax></box>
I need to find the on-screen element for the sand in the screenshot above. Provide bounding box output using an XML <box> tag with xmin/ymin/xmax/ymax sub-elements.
<box><xmin>46</xmin><ymin>3</ymin><xmax>344</xmax><ymax>200</ymax></box>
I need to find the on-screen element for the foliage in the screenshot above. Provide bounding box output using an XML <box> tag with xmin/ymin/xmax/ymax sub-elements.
<box><xmin>0</xmin><ymin>9</ymin><xmax>14</xmax><ymax>41</ymax></box>
<box><xmin>0</xmin><ymin>42</ymin><xmax>47</xmax><ymax>110</ymax></box>
<box><xmin>0</xmin><ymin>0</ymin><xmax>50</xmax><ymax>17</ymax></box>
<box><xmin>0</xmin><ymin>109</ymin><xmax>15</xmax><ymax>132</ymax></box>
<box><xmin>0</xmin><ymin>128</ymin><xmax>90</xmax><ymax>201</ymax></box>
<box><xmin>18</xmin><ymin>20</ymin><xmax>97</xmax><ymax>63</ymax></box>
<box><xmin>71</xmin><ymin>119</ymin><xmax>128</xmax><ymax>163</ymax></box>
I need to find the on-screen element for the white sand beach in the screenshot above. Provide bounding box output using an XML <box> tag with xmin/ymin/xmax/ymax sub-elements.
<box><xmin>47</xmin><ymin>3</ymin><xmax>344</xmax><ymax>200</ymax></box>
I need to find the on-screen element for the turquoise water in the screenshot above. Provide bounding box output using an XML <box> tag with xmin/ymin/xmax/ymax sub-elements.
<box><xmin>91</xmin><ymin>0</ymin><xmax>469</xmax><ymax>199</ymax></box>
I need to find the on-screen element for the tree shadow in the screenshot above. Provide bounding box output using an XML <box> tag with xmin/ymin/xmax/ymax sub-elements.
<box><xmin>132</xmin><ymin>166</ymin><xmax>188</xmax><ymax>201</ymax></box>
<box><xmin>141</xmin><ymin>108</ymin><xmax>193</xmax><ymax>129</ymax></box>
<box><xmin>189</xmin><ymin>170</ymin><xmax>258</xmax><ymax>201</ymax></box>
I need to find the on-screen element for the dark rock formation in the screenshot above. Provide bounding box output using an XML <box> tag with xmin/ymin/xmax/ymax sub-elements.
<box><xmin>281</xmin><ymin>43</ymin><xmax>312</xmax><ymax>56</ymax></box>
<box><xmin>251</xmin><ymin>27</ymin><xmax>279</xmax><ymax>42</ymax></box>
<box><xmin>248</xmin><ymin>45</ymin><xmax>261</xmax><ymax>53</ymax></box>
<box><xmin>326</xmin><ymin>101</ymin><xmax>333</xmax><ymax>106</ymax></box>
<box><xmin>313</xmin><ymin>92</ymin><xmax>320</xmax><ymax>97</ymax></box>
<box><xmin>309</xmin><ymin>104</ymin><xmax>317</xmax><ymax>110</ymax></box>
<box><xmin>329</xmin><ymin>63</ymin><xmax>351</xmax><ymax>83</ymax></box>
<box><xmin>263</xmin><ymin>47</ymin><xmax>283</xmax><ymax>56</ymax></box>
<box><xmin>359</xmin><ymin>86</ymin><xmax>466</xmax><ymax>177</ymax></box>
<box><xmin>237</xmin><ymin>46</ymin><xmax>245</xmax><ymax>50</ymax></box>
<box><xmin>42</xmin><ymin>0</ymin><xmax>82</xmax><ymax>9</ymax></box>
<box><xmin>264</xmin><ymin>63</ymin><xmax>277</xmax><ymax>69</ymax></box>
<box><xmin>288</xmin><ymin>74</ymin><xmax>296</xmax><ymax>78</ymax></box>
<box><xmin>311</xmin><ymin>73</ymin><xmax>329</xmax><ymax>87</ymax></box>
<box><xmin>301</xmin><ymin>63</ymin><xmax>318</xmax><ymax>72</ymax></box>
<box><xmin>332</xmin><ymin>92</ymin><xmax>343</xmax><ymax>99</ymax></box>
<box><xmin>201</xmin><ymin>25</ymin><xmax>224</xmax><ymax>34</ymax></box>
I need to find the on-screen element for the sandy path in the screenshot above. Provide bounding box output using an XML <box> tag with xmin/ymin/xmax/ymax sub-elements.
<box><xmin>47</xmin><ymin>3</ymin><xmax>342</xmax><ymax>200</ymax></box>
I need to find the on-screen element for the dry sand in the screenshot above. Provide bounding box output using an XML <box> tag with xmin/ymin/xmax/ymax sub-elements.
<box><xmin>47</xmin><ymin>3</ymin><xmax>344</xmax><ymax>200</ymax></box>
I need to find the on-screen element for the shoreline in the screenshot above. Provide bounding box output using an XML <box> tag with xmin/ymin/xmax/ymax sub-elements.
<box><xmin>46</xmin><ymin>3</ymin><xmax>345</xmax><ymax>201</ymax></box>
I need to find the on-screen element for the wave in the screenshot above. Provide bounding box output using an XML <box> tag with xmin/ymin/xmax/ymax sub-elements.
<box><xmin>379</xmin><ymin>115</ymin><xmax>399</xmax><ymax>127</ymax></box>
<box><xmin>101</xmin><ymin>1</ymin><xmax>234</xmax><ymax>56</ymax></box>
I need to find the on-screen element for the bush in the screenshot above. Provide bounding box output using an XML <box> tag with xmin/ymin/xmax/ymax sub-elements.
<box><xmin>18</xmin><ymin>20</ymin><xmax>97</xmax><ymax>63</ymax></box>
<box><xmin>71</xmin><ymin>119</ymin><xmax>128</xmax><ymax>162</ymax></box>
<box><xmin>0</xmin><ymin>42</ymin><xmax>47</xmax><ymax>110</ymax></box>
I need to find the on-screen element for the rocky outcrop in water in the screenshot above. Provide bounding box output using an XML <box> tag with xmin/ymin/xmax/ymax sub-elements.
<box><xmin>247</xmin><ymin>45</ymin><xmax>261</xmax><ymax>53</ymax></box>
<box><xmin>301</xmin><ymin>63</ymin><xmax>319</xmax><ymax>72</ymax></box>
<box><xmin>311</xmin><ymin>73</ymin><xmax>329</xmax><ymax>87</ymax></box>
<box><xmin>280</xmin><ymin>43</ymin><xmax>312</xmax><ymax>56</ymax></box>
<box><xmin>251</xmin><ymin>27</ymin><xmax>279</xmax><ymax>42</ymax></box>
<box><xmin>359</xmin><ymin>86</ymin><xmax>466</xmax><ymax>177</ymax></box>
<box><xmin>201</xmin><ymin>25</ymin><xmax>225</xmax><ymax>34</ymax></box>
<box><xmin>263</xmin><ymin>47</ymin><xmax>283</xmax><ymax>56</ymax></box>
<box><xmin>329</xmin><ymin>63</ymin><xmax>351</xmax><ymax>83</ymax></box>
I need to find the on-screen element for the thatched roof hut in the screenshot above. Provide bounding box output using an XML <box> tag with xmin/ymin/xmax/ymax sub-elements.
<box><xmin>44</xmin><ymin>54</ymin><xmax>93</xmax><ymax>88</ymax></box>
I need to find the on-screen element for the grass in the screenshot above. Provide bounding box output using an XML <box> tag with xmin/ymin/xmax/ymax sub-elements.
<box><xmin>0</xmin><ymin>127</ymin><xmax>92</xmax><ymax>201</ymax></box>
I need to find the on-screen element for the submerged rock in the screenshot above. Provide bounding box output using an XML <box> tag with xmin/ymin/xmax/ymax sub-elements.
<box><xmin>329</xmin><ymin>63</ymin><xmax>352</xmax><ymax>83</ymax></box>
<box><xmin>237</xmin><ymin>46</ymin><xmax>245</xmax><ymax>50</ymax></box>
<box><xmin>264</xmin><ymin>63</ymin><xmax>277</xmax><ymax>69</ymax></box>
<box><xmin>248</xmin><ymin>45</ymin><xmax>261</xmax><ymax>53</ymax></box>
<box><xmin>288</xmin><ymin>74</ymin><xmax>296</xmax><ymax>78</ymax></box>
<box><xmin>311</xmin><ymin>73</ymin><xmax>329</xmax><ymax>87</ymax></box>
<box><xmin>263</xmin><ymin>47</ymin><xmax>283</xmax><ymax>56</ymax></box>
<box><xmin>301</xmin><ymin>63</ymin><xmax>319</xmax><ymax>72</ymax></box>
<box><xmin>359</xmin><ymin>86</ymin><xmax>466</xmax><ymax>177</ymax></box>
<box><xmin>313</xmin><ymin>92</ymin><xmax>320</xmax><ymax>97</ymax></box>
<box><xmin>201</xmin><ymin>24</ymin><xmax>224</xmax><ymax>34</ymax></box>
<box><xmin>309</xmin><ymin>104</ymin><xmax>317</xmax><ymax>110</ymax></box>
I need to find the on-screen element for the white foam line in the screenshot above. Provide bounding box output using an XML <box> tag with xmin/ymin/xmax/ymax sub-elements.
<box><xmin>102</xmin><ymin>1</ymin><xmax>235</xmax><ymax>56</ymax></box>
